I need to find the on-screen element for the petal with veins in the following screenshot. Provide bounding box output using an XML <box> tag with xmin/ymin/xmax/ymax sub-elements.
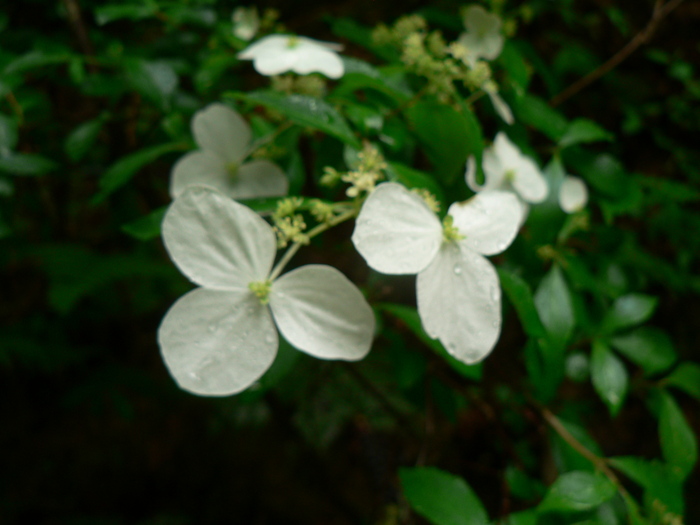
<box><xmin>417</xmin><ymin>242</ymin><xmax>501</xmax><ymax>364</ymax></box>
<box><xmin>270</xmin><ymin>265</ymin><xmax>374</xmax><ymax>361</ymax></box>
<box><xmin>162</xmin><ymin>187</ymin><xmax>276</xmax><ymax>290</ymax></box>
<box><xmin>234</xmin><ymin>159</ymin><xmax>289</xmax><ymax>199</ymax></box>
<box><xmin>449</xmin><ymin>190</ymin><xmax>521</xmax><ymax>256</ymax></box>
<box><xmin>169</xmin><ymin>150</ymin><xmax>228</xmax><ymax>199</ymax></box>
<box><xmin>352</xmin><ymin>182</ymin><xmax>442</xmax><ymax>275</ymax></box>
<box><xmin>158</xmin><ymin>288</ymin><xmax>277</xmax><ymax>396</ymax></box>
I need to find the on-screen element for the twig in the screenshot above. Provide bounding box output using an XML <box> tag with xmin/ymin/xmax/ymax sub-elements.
<box><xmin>62</xmin><ymin>0</ymin><xmax>95</xmax><ymax>59</ymax></box>
<box><xmin>550</xmin><ymin>0</ymin><xmax>685</xmax><ymax>107</ymax></box>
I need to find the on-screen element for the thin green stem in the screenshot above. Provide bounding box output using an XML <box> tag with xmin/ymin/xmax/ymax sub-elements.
<box><xmin>268</xmin><ymin>207</ymin><xmax>358</xmax><ymax>281</ymax></box>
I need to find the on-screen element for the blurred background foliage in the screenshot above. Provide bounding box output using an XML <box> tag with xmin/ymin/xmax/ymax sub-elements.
<box><xmin>1</xmin><ymin>0</ymin><xmax>699</xmax><ymax>523</ymax></box>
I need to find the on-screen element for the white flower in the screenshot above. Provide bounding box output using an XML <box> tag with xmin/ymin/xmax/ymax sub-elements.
<box><xmin>466</xmin><ymin>132</ymin><xmax>548</xmax><ymax>219</ymax></box>
<box><xmin>232</xmin><ymin>6</ymin><xmax>259</xmax><ymax>41</ymax></box>
<box><xmin>458</xmin><ymin>5</ymin><xmax>504</xmax><ymax>66</ymax></box>
<box><xmin>558</xmin><ymin>175</ymin><xmax>588</xmax><ymax>213</ymax></box>
<box><xmin>158</xmin><ymin>187</ymin><xmax>375</xmax><ymax>396</ymax></box>
<box><xmin>483</xmin><ymin>81</ymin><xmax>514</xmax><ymax>125</ymax></box>
<box><xmin>170</xmin><ymin>103</ymin><xmax>288</xmax><ymax>200</ymax></box>
<box><xmin>351</xmin><ymin>183</ymin><xmax>521</xmax><ymax>364</ymax></box>
<box><xmin>238</xmin><ymin>34</ymin><xmax>344</xmax><ymax>79</ymax></box>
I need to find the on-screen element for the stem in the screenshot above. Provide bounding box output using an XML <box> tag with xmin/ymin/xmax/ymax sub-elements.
<box><xmin>268</xmin><ymin>207</ymin><xmax>358</xmax><ymax>281</ymax></box>
<box><xmin>244</xmin><ymin>120</ymin><xmax>294</xmax><ymax>159</ymax></box>
<box><xmin>550</xmin><ymin>0</ymin><xmax>686</xmax><ymax>107</ymax></box>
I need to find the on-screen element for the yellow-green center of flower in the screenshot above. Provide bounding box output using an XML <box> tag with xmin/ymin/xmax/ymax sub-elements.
<box><xmin>226</xmin><ymin>161</ymin><xmax>239</xmax><ymax>181</ymax></box>
<box><xmin>249</xmin><ymin>280</ymin><xmax>272</xmax><ymax>305</ymax></box>
<box><xmin>504</xmin><ymin>169</ymin><xmax>516</xmax><ymax>184</ymax></box>
<box><xmin>442</xmin><ymin>215</ymin><xmax>465</xmax><ymax>243</ymax></box>
<box><xmin>287</xmin><ymin>35</ymin><xmax>300</xmax><ymax>48</ymax></box>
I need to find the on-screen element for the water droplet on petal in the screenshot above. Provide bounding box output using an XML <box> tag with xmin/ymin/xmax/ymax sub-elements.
<box><xmin>207</xmin><ymin>323</ymin><xmax>218</xmax><ymax>333</ymax></box>
<box><xmin>453</xmin><ymin>265</ymin><xmax>462</xmax><ymax>275</ymax></box>
<box><xmin>265</xmin><ymin>334</ymin><xmax>275</xmax><ymax>344</ymax></box>
<box><xmin>490</xmin><ymin>286</ymin><xmax>499</xmax><ymax>301</ymax></box>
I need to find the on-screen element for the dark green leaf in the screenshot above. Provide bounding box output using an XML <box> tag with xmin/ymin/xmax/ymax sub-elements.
<box><xmin>610</xmin><ymin>456</ymin><xmax>684</xmax><ymax>515</ymax></box>
<box><xmin>0</xmin><ymin>153</ymin><xmax>58</xmax><ymax>176</ymax></box>
<box><xmin>3</xmin><ymin>50</ymin><xmax>70</xmax><ymax>75</ymax></box>
<box><xmin>92</xmin><ymin>142</ymin><xmax>184</xmax><ymax>203</ymax></box>
<box><xmin>535</xmin><ymin>264</ymin><xmax>574</xmax><ymax>349</ymax></box>
<box><xmin>379</xmin><ymin>303</ymin><xmax>481</xmax><ymax>381</ymax></box>
<box><xmin>610</xmin><ymin>327</ymin><xmax>676</xmax><ymax>376</ymax></box>
<box><xmin>658</xmin><ymin>391</ymin><xmax>698</xmax><ymax>479</ymax></box>
<box><xmin>400</xmin><ymin>467</ymin><xmax>488</xmax><ymax>525</ymax></box>
<box><xmin>0</xmin><ymin>114</ymin><xmax>18</xmax><ymax>151</ymax></box>
<box><xmin>664</xmin><ymin>362</ymin><xmax>700</xmax><ymax>401</ymax></box>
<box><xmin>230</xmin><ymin>91</ymin><xmax>360</xmax><ymax>148</ymax></box>
<box><xmin>498</xmin><ymin>42</ymin><xmax>531</xmax><ymax>92</ymax></box>
<box><xmin>538</xmin><ymin>471</ymin><xmax>616</xmax><ymax>512</ymax></box>
<box><xmin>602</xmin><ymin>294</ymin><xmax>657</xmax><ymax>333</ymax></box>
<box><xmin>94</xmin><ymin>4</ymin><xmax>159</xmax><ymax>25</ymax></box>
<box><xmin>125</xmin><ymin>59</ymin><xmax>178</xmax><ymax>110</ymax></box>
<box><xmin>406</xmin><ymin>102</ymin><xmax>478</xmax><ymax>184</ymax></box>
<box><xmin>591</xmin><ymin>341</ymin><xmax>628</xmax><ymax>416</ymax></box>
<box><xmin>121</xmin><ymin>206</ymin><xmax>167</xmax><ymax>241</ymax></box>
<box><xmin>514</xmin><ymin>94</ymin><xmax>568</xmax><ymax>141</ymax></box>
<box><xmin>498</xmin><ymin>269</ymin><xmax>547</xmax><ymax>338</ymax></box>
<box><xmin>559</xmin><ymin>119</ymin><xmax>614</xmax><ymax>148</ymax></box>
<box><xmin>386</xmin><ymin>162</ymin><xmax>445</xmax><ymax>207</ymax></box>
<box><xmin>64</xmin><ymin>118</ymin><xmax>104</xmax><ymax>162</ymax></box>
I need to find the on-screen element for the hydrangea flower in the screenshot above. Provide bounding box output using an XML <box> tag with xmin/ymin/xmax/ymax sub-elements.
<box><xmin>238</xmin><ymin>35</ymin><xmax>344</xmax><ymax>79</ymax></box>
<box><xmin>170</xmin><ymin>103</ymin><xmax>288</xmax><ymax>200</ymax></box>
<box><xmin>232</xmin><ymin>6</ymin><xmax>259</xmax><ymax>41</ymax></box>
<box><xmin>558</xmin><ymin>175</ymin><xmax>588</xmax><ymax>213</ymax></box>
<box><xmin>159</xmin><ymin>187</ymin><xmax>375</xmax><ymax>396</ymax></box>
<box><xmin>458</xmin><ymin>5</ymin><xmax>504</xmax><ymax>66</ymax></box>
<box><xmin>352</xmin><ymin>183</ymin><xmax>521</xmax><ymax>364</ymax></box>
<box><xmin>466</xmin><ymin>132</ymin><xmax>548</xmax><ymax>220</ymax></box>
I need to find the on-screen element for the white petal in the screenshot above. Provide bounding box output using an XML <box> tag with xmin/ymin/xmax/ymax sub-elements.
<box><xmin>351</xmin><ymin>182</ymin><xmax>442</xmax><ymax>274</ymax></box>
<box><xmin>252</xmin><ymin>48</ymin><xmax>299</xmax><ymax>76</ymax></box>
<box><xmin>559</xmin><ymin>176</ymin><xmax>588</xmax><ymax>213</ymax></box>
<box><xmin>169</xmin><ymin>150</ymin><xmax>228</xmax><ymax>198</ymax></box>
<box><xmin>162</xmin><ymin>186</ymin><xmax>276</xmax><ymax>290</ymax></box>
<box><xmin>417</xmin><ymin>243</ymin><xmax>501</xmax><ymax>364</ymax></box>
<box><xmin>270</xmin><ymin>265</ymin><xmax>374</xmax><ymax>360</ymax></box>
<box><xmin>449</xmin><ymin>190</ymin><xmax>521</xmax><ymax>256</ymax></box>
<box><xmin>493</xmin><ymin>132</ymin><xmax>548</xmax><ymax>203</ymax></box>
<box><xmin>479</xmin><ymin>146</ymin><xmax>507</xmax><ymax>191</ymax></box>
<box><xmin>290</xmin><ymin>39</ymin><xmax>344</xmax><ymax>78</ymax></box>
<box><xmin>192</xmin><ymin>103</ymin><xmax>250</xmax><ymax>165</ymax></box>
<box><xmin>158</xmin><ymin>288</ymin><xmax>277</xmax><ymax>396</ymax></box>
<box><xmin>238</xmin><ymin>34</ymin><xmax>290</xmax><ymax>60</ymax></box>
<box><xmin>462</xmin><ymin>6</ymin><xmax>503</xmax><ymax>61</ymax></box>
<box><xmin>487</xmin><ymin>90</ymin><xmax>514</xmax><ymax>125</ymax></box>
<box><xmin>234</xmin><ymin>159</ymin><xmax>289</xmax><ymax>199</ymax></box>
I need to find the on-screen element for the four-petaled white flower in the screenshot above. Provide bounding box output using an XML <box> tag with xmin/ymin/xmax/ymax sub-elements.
<box><xmin>352</xmin><ymin>183</ymin><xmax>521</xmax><ymax>364</ymax></box>
<box><xmin>238</xmin><ymin>34</ymin><xmax>344</xmax><ymax>79</ymax></box>
<box><xmin>458</xmin><ymin>5</ymin><xmax>504</xmax><ymax>66</ymax></box>
<box><xmin>232</xmin><ymin>6</ymin><xmax>259</xmax><ymax>42</ymax></box>
<box><xmin>558</xmin><ymin>175</ymin><xmax>588</xmax><ymax>213</ymax></box>
<box><xmin>466</xmin><ymin>132</ymin><xmax>548</xmax><ymax>220</ymax></box>
<box><xmin>170</xmin><ymin>103</ymin><xmax>288</xmax><ymax>201</ymax></box>
<box><xmin>158</xmin><ymin>187</ymin><xmax>375</xmax><ymax>396</ymax></box>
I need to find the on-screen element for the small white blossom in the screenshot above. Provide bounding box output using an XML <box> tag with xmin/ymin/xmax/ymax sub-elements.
<box><xmin>352</xmin><ymin>182</ymin><xmax>521</xmax><ymax>364</ymax></box>
<box><xmin>559</xmin><ymin>175</ymin><xmax>588</xmax><ymax>213</ymax></box>
<box><xmin>238</xmin><ymin>34</ymin><xmax>344</xmax><ymax>79</ymax></box>
<box><xmin>159</xmin><ymin>187</ymin><xmax>375</xmax><ymax>396</ymax></box>
<box><xmin>466</xmin><ymin>132</ymin><xmax>548</xmax><ymax>220</ymax></box>
<box><xmin>458</xmin><ymin>5</ymin><xmax>504</xmax><ymax>66</ymax></box>
<box><xmin>232</xmin><ymin>6</ymin><xmax>260</xmax><ymax>41</ymax></box>
<box><xmin>170</xmin><ymin>103</ymin><xmax>288</xmax><ymax>200</ymax></box>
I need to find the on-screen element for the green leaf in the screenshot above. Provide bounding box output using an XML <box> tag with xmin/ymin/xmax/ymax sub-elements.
<box><xmin>664</xmin><ymin>362</ymin><xmax>700</xmax><ymax>401</ymax></box>
<box><xmin>498</xmin><ymin>42</ymin><xmax>531</xmax><ymax>92</ymax></box>
<box><xmin>610</xmin><ymin>327</ymin><xmax>676</xmax><ymax>376</ymax></box>
<box><xmin>514</xmin><ymin>94</ymin><xmax>568</xmax><ymax>141</ymax></box>
<box><xmin>602</xmin><ymin>294</ymin><xmax>657</xmax><ymax>333</ymax></box>
<box><xmin>538</xmin><ymin>471</ymin><xmax>617</xmax><ymax>513</ymax></box>
<box><xmin>400</xmin><ymin>467</ymin><xmax>488</xmax><ymax>525</ymax></box>
<box><xmin>562</xmin><ymin>150</ymin><xmax>630</xmax><ymax>199</ymax></box>
<box><xmin>0</xmin><ymin>114</ymin><xmax>18</xmax><ymax>151</ymax></box>
<box><xmin>610</xmin><ymin>457</ymin><xmax>684</xmax><ymax>515</ymax></box>
<box><xmin>125</xmin><ymin>59</ymin><xmax>178</xmax><ymax>110</ymax></box>
<box><xmin>559</xmin><ymin>119</ymin><xmax>614</xmax><ymax>148</ymax></box>
<box><xmin>591</xmin><ymin>341</ymin><xmax>628</xmax><ymax>416</ymax></box>
<box><xmin>92</xmin><ymin>142</ymin><xmax>183</xmax><ymax>204</ymax></box>
<box><xmin>498</xmin><ymin>269</ymin><xmax>547</xmax><ymax>338</ymax></box>
<box><xmin>121</xmin><ymin>206</ymin><xmax>167</xmax><ymax>241</ymax></box>
<box><xmin>504</xmin><ymin>510</ymin><xmax>538</xmax><ymax>525</ymax></box>
<box><xmin>535</xmin><ymin>264</ymin><xmax>574</xmax><ymax>349</ymax></box>
<box><xmin>94</xmin><ymin>4</ymin><xmax>159</xmax><ymax>25</ymax></box>
<box><xmin>658</xmin><ymin>391</ymin><xmax>698</xmax><ymax>479</ymax></box>
<box><xmin>229</xmin><ymin>90</ymin><xmax>360</xmax><ymax>148</ymax></box>
<box><xmin>3</xmin><ymin>50</ymin><xmax>71</xmax><ymax>75</ymax></box>
<box><xmin>0</xmin><ymin>153</ymin><xmax>58</xmax><ymax>176</ymax></box>
<box><xmin>379</xmin><ymin>303</ymin><xmax>481</xmax><ymax>381</ymax></box>
<box><xmin>64</xmin><ymin>118</ymin><xmax>104</xmax><ymax>162</ymax></box>
<box><xmin>406</xmin><ymin>102</ymin><xmax>478</xmax><ymax>184</ymax></box>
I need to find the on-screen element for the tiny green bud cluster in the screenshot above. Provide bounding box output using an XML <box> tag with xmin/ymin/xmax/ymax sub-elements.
<box><xmin>309</xmin><ymin>199</ymin><xmax>336</xmax><ymax>224</ymax></box>
<box><xmin>272</xmin><ymin>197</ymin><xmax>308</xmax><ymax>248</ymax></box>
<box><xmin>249</xmin><ymin>280</ymin><xmax>273</xmax><ymax>304</ymax></box>
<box><xmin>442</xmin><ymin>215</ymin><xmax>465</xmax><ymax>243</ymax></box>
<box><xmin>411</xmin><ymin>188</ymin><xmax>441</xmax><ymax>213</ymax></box>
<box><xmin>341</xmin><ymin>143</ymin><xmax>387</xmax><ymax>197</ymax></box>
